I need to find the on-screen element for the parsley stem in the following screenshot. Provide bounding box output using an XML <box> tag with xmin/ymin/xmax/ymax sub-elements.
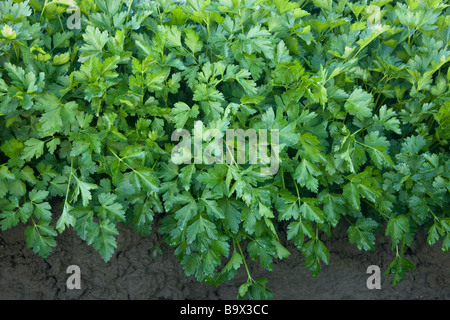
<box><xmin>63</xmin><ymin>157</ymin><xmax>74</xmax><ymax>209</ymax></box>
<box><xmin>292</xmin><ymin>173</ymin><xmax>301</xmax><ymax>203</ymax></box>
<box><xmin>225</xmin><ymin>144</ymin><xmax>240</xmax><ymax>170</ymax></box>
<box><xmin>126</xmin><ymin>0</ymin><xmax>134</xmax><ymax>24</ymax></box>
<box><xmin>108</xmin><ymin>146</ymin><xmax>123</xmax><ymax>162</ymax></box>
<box><xmin>57</xmin><ymin>13</ymin><xmax>64</xmax><ymax>31</ymax></box>
<box><xmin>363</xmin><ymin>199</ymin><xmax>388</xmax><ymax>222</ymax></box>
<box><xmin>206</xmin><ymin>15</ymin><xmax>212</xmax><ymax>60</ymax></box>
<box><xmin>235</xmin><ymin>237</ymin><xmax>254</xmax><ymax>283</ymax></box>
<box><xmin>13</xmin><ymin>43</ymin><xmax>19</xmax><ymax>62</ymax></box>
<box><xmin>352</xmin><ymin>123</ymin><xmax>375</xmax><ymax>137</ymax></box>
<box><xmin>108</xmin><ymin>145</ymin><xmax>138</xmax><ymax>172</ymax></box>
<box><xmin>428</xmin><ymin>207</ymin><xmax>440</xmax><ymax>223</ymax></box>
<box><xmin>343</xmin><ymin>215</ymin><xmax>354</xmax><ymax>226</ymax></box>
<box><xmin>152</xmin><ymin>156</ymin><xmax>160</xmax><ymax>170</ymax></box>
<box><xmin>40</xmin><ymin>0</ymin><xmax>49</xmax><ymax>18</ymax></box>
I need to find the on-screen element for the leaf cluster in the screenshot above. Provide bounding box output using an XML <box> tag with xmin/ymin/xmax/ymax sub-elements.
<box><xmin>0</xmin><ymin>0</ymin><xmax>449</xmax><ymax>299</ymax></box>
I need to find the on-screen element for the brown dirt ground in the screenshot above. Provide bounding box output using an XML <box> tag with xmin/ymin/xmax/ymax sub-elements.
<box><xmin>0</xmin><ymin>216</ymin><xmax>449</xmax><ymax>300</ymax></box>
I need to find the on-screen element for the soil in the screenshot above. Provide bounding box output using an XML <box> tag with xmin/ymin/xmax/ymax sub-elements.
<box><xmin>0</xmin><ymin>217</ymin><xmax>449</xmax><ymax>300</ymax></box>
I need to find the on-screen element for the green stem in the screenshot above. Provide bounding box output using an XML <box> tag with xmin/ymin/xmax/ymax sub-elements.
<box><xmin>13</xmin><ymin>43</ymin><xmax>19</xmax><ymax>62</ymax></box>
<box><xmin>107</xmin><ymin>145</ymin><xmax>146</xmax><ymax>179</ymax></box>
<box><xmin>31</xmin><ymin>216</ymin><xmax>37</xmax><ymax>227</ymax></box>
<box><xmin>292</xmin><ymin>173</ymin><xmax>301</xmax><ymax>204</ymax></box>
<box><xmin>373</xmin><ymin>74</ymin><xmax>387</xmax><ymax>94</ymax></box>
<box><xmin>152</xmin><ymin>156</ymin><xmax>160</xmax><ymax>170</ymax></box>
<box><xmin>343</xmin><ymin>214</ymin><xmax>354</xmax><ymax>226</ymax></box>
<box><xmin>126</xmin><ymin>0</ymin><xmax>134</xmax><ymax>23</ymax></box>
<box><xmin>108</xmin><ymin>145</ymin><xmax>123</xmax><ymax>163</ymax></box>
<box><xmin>352</xmin><ymin>123</ymin><xmax>375</xmax><ymax>137</ymax></box>
<box><xmin>41</xmin><ymin>0</ymin><xmax>49</xmax><ymax>17</ymax></box>
<box><xmin>62</xmin><ymin>157</ymin><xmax>74</xmax><ymax>211</ymax></box>
<box><xmin>429</xmin><ymin>207</ymin><xmax>441</xmax><ymax>223</ymax></box>
<box><xmin>363</xmin><ymin>199</ymin><xmax>388</xmax><ymax>222</ymax></box>
<box><xmin>57</xmin><ymin>13</ymin><xmax>65</xmax><ymax>31</ymax></box>
<box><xmin>354</xmin><ymin>139</ymin><xmax>382</xmax><ymax>153</ymax></box>
<box><xmin>235</xmin><ymin>237</ymin><xmax>254</xmax><ymax>283</ymax></box>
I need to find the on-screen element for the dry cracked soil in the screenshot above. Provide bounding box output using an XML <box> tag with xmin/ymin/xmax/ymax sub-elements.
<box><xmin>0</xmin><ymin>217</ymin><xmax>449</xmax><ymax>300</ymax></box>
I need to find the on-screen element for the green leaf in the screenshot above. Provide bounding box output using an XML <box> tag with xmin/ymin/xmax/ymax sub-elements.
<box><xmin>348</xmin><ymin>217</ymin><xmax>378</xmax><ymax>251</ymax></box>
<box><xmin>278</xmin><ymin>199</ymin><xmax>299</xmax><ymax>221</ymax></box>
<box><xmin>401</xmin><ymin>135</ymin><xmax>427</xmax><ymax>154</ymax></box>
<box><xmin>56</xmin><ymin>203</ymin><xmax>77</xmax><ymax>233</ymax></box>
<box><xmin>363</xmin><ymin>131</ymin><xmax>393</xmax><ymax>168</ymax></box>
<box><xmin>171</xmin><ymin>102</ymin><xmax>200</xmax><ymax>129</ymax></box>
<box><xmin>164</xmin><ymin>25</ymin><xmax>182</xmax><ymax>48</ymax></box>
<box><xmin>247</xmin><ymin>239</ymin><xmax>275</xmax><ymax>271</ymax></box>
<box><xmin>313</xmin><ymin>0</ymin><xmax>332</xmax><ymax>12</ymax></box>
<box><xmin>79</xmin><ymin>26</ymin><xmax>109</xmax><ymax>62</ymax></box>
<box><xmin>375</xmin><ymin>105</ymin><xmax>401</xmax><ymax>134</ymax></box>
<box><xmin>0</xmin><ymin>201</ymin><xmax>21</xmax><ymax>231</ymax></box>
<box><xmin>384</xmin><ymin>254</ymin><xmax>414</xmax><ymax>286</ymax></box>
<box><xmin>146</xmin><ymin>70</ymin><xmax>170</xmax><ymax>92</ymax></box>
<box><xmin>1</xmin><ymin>139</ymin><xmax>24</xmax><ymax>160</ymax></box>
<box><xmin>237</xmin><ymin>277</ymin><xmax>273</xmax><ymax>300</ymax></box>
<box><xmin>29</xmin><ymin>189</ymin><xmax>49</xmax><ymax>203</ymax></box>
<box><xmin>73</xmin><ymin>178</ymin><xmax>98</xmax><ymax>207</ymax></box>
<box><xmin>302</xmin><ymin>239</ymin><xmax>329</xmax><ymax>277</ymax></box>
<box><xmin>53</xmin><ymin>52</ymin><xmax>71</xmax><ymax>66</ymax></box>
<box><xmin>132</xmin><ymin>199</ymin><xmax>155</xmax><ymax>237</ymax></box>
<box><xmin>319</xmin><ymin>191</ymin><xmax>344</xmax><ymax>227</ymax></box>
<box><xmin>273</xmin><ymin>239</ymin><xmax>291</xmax><ymax>259</ymax></box>
<box><xmin>220</xmin><ymin>249</ymin><xmax>243</xmax><ymax>281</ymax></box>
<box><xmin>25</xmin><ymin>220</ymin><xmax>57</xmax><ymax>258</ymax></box>
<box><xmin>219</xmin><ymin>199</ymin><xmax>241</xmax><ymax>234</ymax></box>
<box><xmin>21</xmin><ymin>139</ymin><xmax>45</xmax><ymax>161</ymax></box>
<box><xmin>201</xmin><ymin>191</ymin><xmax>225</xmax><ymax>220</ymax></box>
<box><xmin>179</xmin><ymin>163</ymin><xmax>196</xmax><ymax>191</ymax></box>
<box><xmin>91</xmin><ymin>219</ymin><xmax>119</xmax><ymax>262</ymax></box>
<box><xmin>120</xmin><ymin>145</ymin><xmax>145</xmax><ymax>162</ymax></box>
<box><xmin>33</xmin><ymin>202</ymin><xmax>52</xmax><ymax>221</ymax></box>
<box><xmin>427</xmin><ymin>222</ymin><xmax>443</xmax><ymax>246</ymax></box>
<box><xmin>185</xmin><ymin>28</ymin><xmax>203</xmax><ymax>53</ymax></box>
<box><xmin>273</xmin><ymin>0</ymin><xmax>299</xmax><ymax>14</ymax></box>
<box><xmin>294</xmin><ymin>159</ymin><xmax>320</xmax><ymax>193</ymax></box>
<box><xmin>186</xmin><ymin>215</ymin><xmax>218</xmax><ymax>244</ymax></box>
<box><xmin>343</xmin><ymin>182</ymin><xmax>360</xmax><ymax>211</ymax></box>
<box><xmin>129</xmin><ymin>168</ymin><xmax>159</xmax><ymax>193</ymax></box>
<box><xmin>314</xmin><ymin>239</ymin><xmax>330</xmax><ymax>265</ymax></box>
<box><xmin>287</xmin><ymin>220</ymin><xmax>314</xmax><ymax>249</ymax></box>
<box><xmin>95</xmin><ymin>193</ymin><xmax>126</xmax><ymax>222</ymax></box>
<box><xmin>72</xmin><ymin>208</ymin><xmax>95</xmax><ymax>241</ymax></box>
<box><xmin>300</xmin><ymin>199</ymin><xmax>325</xmax><ymax>223</ymax></box>
<box><xmin>49</xmin><ymin>175</ymin><xmax>68</xmax><ymax>197</ymax></box>
<box><xmin>344</xmin><ymin>88</ymin><xmax>373</xmax><ymax>120</ymax></box>
<box><xmin>197</xmin><ymin>165</ymin><xmax>228</xmax><ymax>196</ymax></box>
<box><xmin>53</xmin><ymin>31</ymin><xmax>75</xmax><ymax>49</ymax></box>
<box><xmin>385</xmin><ymin>214</ymin><xmax>410</xmax><ymax>246</ymax></box>
<box><xmin>238</xmin><ymin>280</ymin><xmax>252</xmax><ymax>299</ymax></box>
<box><xmin>175</xmin><ymin>198</ymin><xmax>198</xmax><ymax>228</ymax></box>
